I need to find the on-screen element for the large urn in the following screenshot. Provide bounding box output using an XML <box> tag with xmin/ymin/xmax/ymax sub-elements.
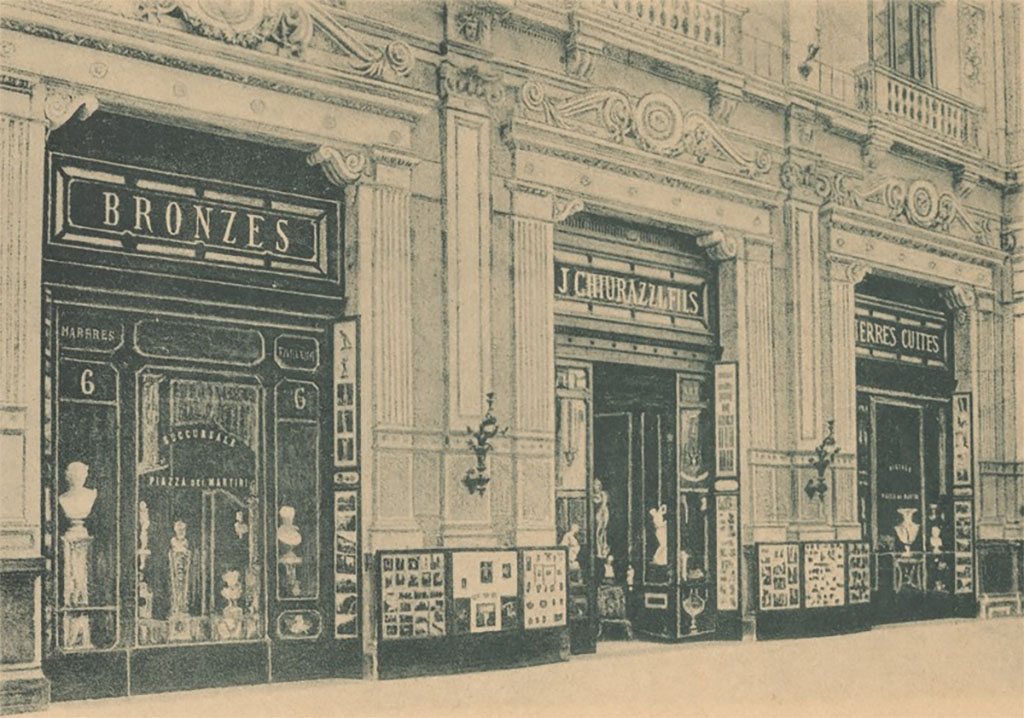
<box><xmin>894</xmin><ymin>507</ymin><xmax>920</xmax><ymax>555</ymax></box>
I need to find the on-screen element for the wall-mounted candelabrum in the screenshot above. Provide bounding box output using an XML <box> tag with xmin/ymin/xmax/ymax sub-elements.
<box><xmin>806</xmin><ymin>419</ymin><xmax>840</xmax><ymax>501</ymax></box>
<box><xmin>464</xmin><ymin>392</ymin><xmax>508</xmax><ymax>495</ymax></box>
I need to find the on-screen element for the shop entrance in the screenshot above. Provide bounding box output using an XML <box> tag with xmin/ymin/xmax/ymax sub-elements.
<box><xmin>41</xmin><ymin>114</ymin><xmax>359</xmax><ymax>701</ymax></box>
<box><xmin>858</xmin><ymin>393</ymin><xmax>955</xmax><ymax>623</ymax></box>
<box><xmin>556</xmin><ymin>361</ymin><xmax>717</xmax><ymax>648</ymax></box>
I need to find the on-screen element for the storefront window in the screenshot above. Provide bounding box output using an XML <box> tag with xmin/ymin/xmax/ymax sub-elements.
<box><xmin>56</xmin><ymin>357</ymin><xmax>121</xmax><ymax>651</ymax></box>
<box><xmin>135</xmin><ymin>375</ymin><xmax>263</xmax><ymax>645</ymax></box>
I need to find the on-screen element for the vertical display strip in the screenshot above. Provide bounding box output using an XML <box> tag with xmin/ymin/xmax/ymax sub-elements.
<box><xmin>713</xmin><ymin>362</ymin><xmax>739</xmax><ymax>478</ymax></box>
<box><xmin>953</xmin><ymin>500</ymin><xmax>974</xmax><ymax>594</ymax></box>
<box><xmin>847</xmin><ymin>542</ymin><xmax>871</xmax><ymax>604</ymax></box>
<box><xmin>715</xmin><ymin>495</ymin><xmax>739</xmax><ymax>611</ymax></box>
<box><xmin>952</xmin><ymin>393</ymin><xmax>972</xmax><ymax>487</ymax></box>
<box><xmin>333</xmin><ymin>320</ymin><xmax>360</xmax><ymax>638</ymax></box>
<box><xmin>951</xmin><ymin>392</ymin><xmax>974</xmax><ymax>595</ymax></box>
<box><xmin>334</xmin><ymin>321</ymin><xmax>358</xmax><ymax>469</ymax></box>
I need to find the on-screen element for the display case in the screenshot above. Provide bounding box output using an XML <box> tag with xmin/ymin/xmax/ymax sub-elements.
<box><xmin>755</xmin><ymin>540</ymin><xmax>873</xmax><ymax>639</ymax></box>
<box><xmin>375</xmin><ymin>547</ymin><xmax>569</xmax><ymax>679</ymax></box>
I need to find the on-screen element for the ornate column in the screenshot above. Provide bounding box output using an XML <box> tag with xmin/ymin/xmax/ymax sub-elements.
<box><xmin>507</xmin><ymin>184</ymin><xmax>561</xmax><ymax>546</ymax></box>
<box><xmin>699</xmin><ymin>229</ymin><xmax>777</xmax><ymax>628</ymax></box>
<box><xmin>825</xmin><ymin>256</ymin><xmax>870</xmax><ymax>539</ymax></box>
<box><xmin>310</xmin><ymin>145</ymin><xmax>422</xmax><ymax>552</ymax></box>
<box><xmin>0</xmin><ymin>76</ymin><xmax>92</xmax><ymax>714</ymax></box>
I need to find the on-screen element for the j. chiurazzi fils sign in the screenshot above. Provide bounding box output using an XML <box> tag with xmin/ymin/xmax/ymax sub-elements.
<box><xmin>555</xmin><ymin>262</ymin><xmax>705</xmax><ymax>319</ymax></box>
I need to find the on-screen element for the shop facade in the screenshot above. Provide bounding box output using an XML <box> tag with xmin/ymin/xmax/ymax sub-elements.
<box><xmin>1</xmin><ymin>0</ymin><xmax>1022</xmax><ymax>713</ymax></box>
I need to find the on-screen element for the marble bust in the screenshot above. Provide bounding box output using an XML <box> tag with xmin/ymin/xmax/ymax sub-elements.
<box><xmin>59</xmin><ymin>461</ymin><xmax>97</xmax><ymax>539</ymax></box>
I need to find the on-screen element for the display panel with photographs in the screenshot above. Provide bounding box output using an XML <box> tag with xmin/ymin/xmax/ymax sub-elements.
<box><xmin>803</xmin><ymin>542</ymin><xmax>846</xmax><ymax>608</ymax></box>
<box><xmin>847</xmin><ymin>542</ymin><xmax>871</xmax><ymax>604</ymax></box>
<box><xmin>522</xmin><ymin>549</ymin><xmax>568</xmax><ymax>630</ymax></box>
<box><xmin>758</xmin><ymin>544</ymin><xmax>801</xmax><ymax>611</ymax></box>
<box><xmin>380</xmin><ymin>552</ymin><xmax>446</xmax><ymax>640</ymax></box>
<box><xmin>952</xmin><ymin>393</ymin><xmax>972</xmax><ymax>487</ymax></box>
<box><xmin>333</xmin><ymin>489</ymin><xmax>359</xmax><ymax>637</ymax></box>
<box><xmin>452</xmin><ymin>551</ymin><xmax>519</xmax><ymax>634</ymax></box>
<box><xmin>715</xmin><ymin>494</ymin><xmax>739</xmax><ymax>611</ymax></box>
<box><xmin>953</xmin><ymin>499</ymin><xmax>974</xmax><ymax>594</ymax></box>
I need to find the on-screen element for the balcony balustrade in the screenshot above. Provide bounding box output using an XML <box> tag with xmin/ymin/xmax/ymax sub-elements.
<box><xmin>595</xmin><ymin>0</ymin><xmax>731</xmax><ymax>58</ymax></box>
<box><xmin>855</xmin><ymin>64</ymin><xmax>981</xmax><ymax>151</ymax></box>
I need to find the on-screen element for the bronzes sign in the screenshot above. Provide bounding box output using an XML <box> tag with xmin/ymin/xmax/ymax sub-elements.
<box><xmin>555</xmin><ymin>262</ymin><xmax>705</xmax><ymax>319</ymax></box>
<box><xmin>855</xmin><ymin>300</ymin><xmax>947</xmax><ymax>367</ymax></box>
<box><xmin>50</xmin><ymin>153</ymin><xmax>337</xmax><ymax>279</ymax></box>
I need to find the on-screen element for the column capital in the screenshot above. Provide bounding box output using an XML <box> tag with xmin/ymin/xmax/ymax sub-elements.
<box><xmin>42</xmin><ymin>83</ymin><xmax>98</xmax><ymax>134</ymax></box>
<box><xmin>826</xmin><ymin>255</ymin><xmax>870</xmax><ymax>284</ymax></box>
<box><xmin>307</xmin><ymin>145</ymin><xmax>369</xmax><ymax>186</ymax></box>
<box><xmin>697</xmin><ymin>229</ymin><xmax>738</xmax><ymax>261</ymax></box>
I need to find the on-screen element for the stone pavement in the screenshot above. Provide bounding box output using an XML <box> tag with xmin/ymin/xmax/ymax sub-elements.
<box><xmin>30</xmin><ymin>617</ymin><xmax>1024</xmax><ymax>718</ymax></box>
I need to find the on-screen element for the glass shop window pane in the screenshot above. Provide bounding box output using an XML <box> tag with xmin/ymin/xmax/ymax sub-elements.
<box><xmin>136</xmin><ymin>374</ymin><xmax>264</xmax><ymax>646</ymax></box>
<box><xmin>56</xmin><ymin>358</ymin><xmax>121</xmax><ymax>651</ymax></box>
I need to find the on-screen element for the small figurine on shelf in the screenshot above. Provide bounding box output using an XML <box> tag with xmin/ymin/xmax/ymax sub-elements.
<box><xmin>929</xmin><ymin>525</ymin><xmax>943</xmax><ymax>553</ymax></box>
<box><xmin>649</xmin><ymin>504</ymin><xmax>668</xmax><ymax>566</ymax></box>
<box><xmin>277</xmin><ymin>506</ymin><xmax>303</xmax><ymax>596</ymax></box>
<box><xmin>218</xmin><ymin>569</ymin><xmax>244</xmax><ymax>640</ymax></box>
<box><xmin>559</xmin><ymin>523</ymin><xmax>581</xmax><ymax>569</ymax></box>
<box><xmin>603</xmin><ymin>554</ymin><xmax>616</xmax><ymax>582</ymax></box>
<box><xmin>169</xmin><ymin>520</ymin><xmax>192</xmax><ymax>641</ymax></box>
<box><xmin>594</xmin><ymin>478</ymin><xmax>610</xmax><ymax>559</ymax></box>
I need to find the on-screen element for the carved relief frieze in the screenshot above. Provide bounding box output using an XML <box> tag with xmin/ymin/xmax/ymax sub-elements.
<box><xmin>438</xmin><ymin>60</ymin><xmax>507</xmax><ymax>113</ymax></box>
<box><xmin>446</xmin><ymin>1</ymin><xmax>508</xmax><ymax>49</ymax></box>
<box><xmin>958</xmin><ymin>4</ymin><xmax>985</xmax><ymax>93</ymax></box>
<box><xmin>517</xmin><ymin>81</ymin><xmax>772</xmax><ymax>177</ymax></box>
<box><xmin>859</xmin><ymin>177</ymin><xmax>986</xmax><ymax>242</ymax></box>
<box><xmin>780</xmin><ymin>160</ymin><xmax>860</xmax><ymax>207</ymax></box>
<box><xmin>57</xmin><ymin>0</ymin><xmax>413</xmax><ymax>79</ymax></box>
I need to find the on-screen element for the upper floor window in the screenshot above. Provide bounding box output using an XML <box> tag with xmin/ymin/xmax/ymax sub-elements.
<box><xmin>885</xmin><ymin>0</ymin><xmax>935</xmax><ymax>85</ymax></box>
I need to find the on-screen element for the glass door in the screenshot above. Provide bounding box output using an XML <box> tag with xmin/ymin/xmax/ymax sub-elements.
<box><xmin>554</xmin><ymin>362</ymin><xmax>596</xmax><ymax>653</ymax></box>
<box><xmin>863</xmin><ymin>394</ymin><xmax>953</xmax><ymax>622</ymax></box>
<box><xmin>135</xmin><ymin>372</ymin><xmax>264</xmax><ymax>647</ymax></box>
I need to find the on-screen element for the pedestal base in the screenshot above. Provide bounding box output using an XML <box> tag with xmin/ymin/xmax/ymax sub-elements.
<box><xmin>0</xmin><ymin>669</ymin><xmax>49</xmax><ymax>714</ymax></box>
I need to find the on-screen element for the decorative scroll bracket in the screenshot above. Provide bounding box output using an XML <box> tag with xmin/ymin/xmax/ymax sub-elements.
<box><xmin>307</xmin><ymin>145</ymin><xmax>369</xmax><ymax>186</ymax></box>
<box><xmin>44</xmin><ymin>86</ymin><xmax>98</xmax><ymax>135</ymax></box>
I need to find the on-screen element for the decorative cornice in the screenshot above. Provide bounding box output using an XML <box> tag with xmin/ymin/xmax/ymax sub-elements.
<box><xmin>307</xmin><ymin>145</ymin><xmax>368</xmax><ymax>185</ymax></box>
<box><xmin>44</xmin><ymin>1</ymin><xmax>413</xmax><ymax>79</ymax></box>
<box><xmin>501</xmin><ymin>120</ymin><xmax>780</xmax><ymax>212</ymax></box>
<box><xmin>43</xmin><ymin>84</ymin><xmax>98</xmax><ymax>132</ymax></box>
<box><xmin>438</xmin><ymin>60</ymin><xmax>507</xmax><ymax>111</ymax></box>
<box><xmin>517</xmin><ymin>81</ymin><xmax>772</xmax><ymax>177</ymax></box>
<box><xmin>860</xmin><ymin>177</ymin><xmax>984</xmax><ymax>240</ymax></box>
<box><xmin>697</xmin><ymin>229</ymin><xmax>738</xmax><ymax>261</ymax></box>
